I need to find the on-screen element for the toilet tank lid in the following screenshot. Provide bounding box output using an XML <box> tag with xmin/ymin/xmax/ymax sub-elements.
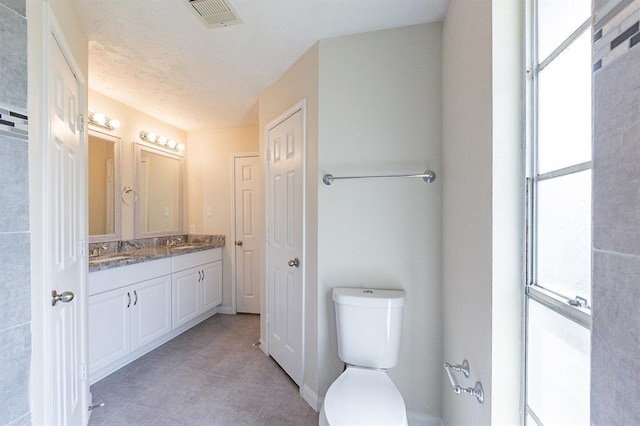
<box><xmin>332</xmin><ymin>288</ymin><xmax>405</xmax><ymax>308</ymax></box>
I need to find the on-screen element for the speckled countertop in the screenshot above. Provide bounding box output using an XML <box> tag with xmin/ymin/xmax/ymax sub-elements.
<box><xmin>89</xmin><ymin>235</ymin><xmax>225</xmax><ymax>272</ymax></box>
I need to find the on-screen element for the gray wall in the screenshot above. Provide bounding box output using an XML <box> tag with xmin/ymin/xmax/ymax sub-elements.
<box><xmin>0</xmin><ymin>0</ymin><xmax>30</xmax><ymax>425</ymax></box>
<box><xmin>592</xmin><ymin>0</ymin><xmax>640</xmax><ymax>424</ymax></box>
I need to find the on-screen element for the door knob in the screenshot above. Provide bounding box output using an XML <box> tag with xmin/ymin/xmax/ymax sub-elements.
<box><xmin>236</xmin><ymin>240</ymin><xmax>243</xmax><ymax>246</ymax></box>
<box><xmin>51</xmin><ymin>290</ymin><xmax>75</xmax><ymax>306</ymax></box>
<box><xmin>288</xmin><ymin>258</ymin><xmax>300</xmax><ymax>267</ymax></box>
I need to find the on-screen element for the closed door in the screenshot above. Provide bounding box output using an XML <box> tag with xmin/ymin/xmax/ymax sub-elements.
<box><xmin>234</xmin><ymin>155</ymin><xmax>261</xmax><ymax>313</ymax></box>
<box><xmin>49</xmin><ymin>35</ymin><xmax>86</xmax><ymax>424</ymax></box>
<box><xmin>267</xmin><ymin>107</ymin><xmax>304</xmax><ymax>386</ymax></box>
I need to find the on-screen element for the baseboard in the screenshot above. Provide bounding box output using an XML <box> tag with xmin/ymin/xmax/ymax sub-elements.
<box><xmin>301</xmin><ymin>383</ymin><xmax>322</xmax><ymax>412</ymax></box>
<box><xmin>216</xmin><ymin>306</ymin><xmax>235</xmax><ymax>314</ymax></box>
<box><xmin>407</xmin><ymin>412</ymin><xmax>443</xmax><ymax>426</ymax></box>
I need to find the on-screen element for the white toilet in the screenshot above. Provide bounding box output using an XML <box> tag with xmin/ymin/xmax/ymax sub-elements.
<box><xmin>320</xmin><ymin>287</ymin><xmax>407</xmax><ymax>426</ymax></box>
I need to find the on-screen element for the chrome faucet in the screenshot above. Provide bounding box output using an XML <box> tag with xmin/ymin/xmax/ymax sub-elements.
<box><xmin>167</xmin><ymin>237</ymin><xmax>182</xmax><ymax>247</ymax></box>
<box><xmin>90</xmin><ymin>244</ymin><xmax>108</xmax><ymax>257</ymax></box>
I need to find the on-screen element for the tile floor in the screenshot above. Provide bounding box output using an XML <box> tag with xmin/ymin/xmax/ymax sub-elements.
<box><xmin>88</xmin><ymin>313</ymin><xmax>319</xmax><ymax>425</ymax></box>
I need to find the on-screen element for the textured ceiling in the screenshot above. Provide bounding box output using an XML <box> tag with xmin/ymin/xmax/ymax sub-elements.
<box><xmin>74</xmin><ymin>0</ymin><xmax>449</xmax><ymax>131</ymax></box>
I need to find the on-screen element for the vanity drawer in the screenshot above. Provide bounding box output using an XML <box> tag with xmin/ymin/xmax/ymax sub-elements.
<box><xmin>171</xmin><ymin>248</ymin><xmax>222</xmax><ymax>272</ymax></box>
<box><xmin>89</xmin><ymin>258</ymin><xmax>172</xmax><ymax>296</ymax></box>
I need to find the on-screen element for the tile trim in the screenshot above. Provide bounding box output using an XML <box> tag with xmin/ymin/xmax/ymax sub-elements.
<box><xmin>0</xmin><ymin>102</ymin><xmax>28</xmax><ymax>142</ymax></box>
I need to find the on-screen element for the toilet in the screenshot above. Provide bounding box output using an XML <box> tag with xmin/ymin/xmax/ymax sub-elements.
<box><xmin>320</xmin><ymin>287</ymin><xmax>407</xmax><ymax>426</ymax></box>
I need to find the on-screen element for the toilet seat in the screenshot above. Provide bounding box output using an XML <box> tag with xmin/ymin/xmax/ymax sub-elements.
<box><xmin>322</xmin><ymin>367</ymin><xmax>407</xmax><ymax>426</ymax></box>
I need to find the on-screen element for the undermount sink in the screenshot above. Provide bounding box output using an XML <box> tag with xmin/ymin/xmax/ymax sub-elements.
<box><xmin>89</xmin><ymin>255</ymin><xmax>132</xmax><ymax>264</ymax></box>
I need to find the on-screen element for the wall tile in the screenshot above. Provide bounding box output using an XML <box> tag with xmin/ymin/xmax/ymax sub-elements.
<box><xmin>0</xmin><ymin>5</ymin><xmax>27</xmax><ymax>109</ymax></box>
<box><xmin>0</xmin><ymin>324</ymin><xmax>31</xmax><ymax>425</ymax></box>
<box><xmin>0</xmin><ymin>135</ymin><xmax>29</xmax><ymax>232</ymax></box>
<box><xmin>593</xmin><ymin>45</ymin><xmax>640</xmax><ymax>255</ymax></box>
<box><xmin>592</xmin><ymin>251</ymin><xmax>640</xmax><ymax>425</ymax></box>
<box><xmin>0</xmin><ymin>0</ymin><xmax>26</xmax><ymax>18</ymax></box>
<box><xmin>0</xmin><ymin>232</ymin><xmax>30</xmax><ymax>329</ymax></box>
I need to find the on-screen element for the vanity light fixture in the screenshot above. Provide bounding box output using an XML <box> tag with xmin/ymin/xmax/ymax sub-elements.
<box><xmin>139</xmin><ymin>130</ymin><xmax>185</xmax><ymax>152</ymax></box>
<box><xmin>88</xmin><ymin>112</ymin><xmax>121</xmax><ymax>130</ymax></box>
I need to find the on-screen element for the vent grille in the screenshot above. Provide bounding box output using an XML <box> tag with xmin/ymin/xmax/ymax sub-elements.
<box><xmin>188</xmin><ymin>0</ymin><xmax>242</xmax><ymax>28</ymax></box>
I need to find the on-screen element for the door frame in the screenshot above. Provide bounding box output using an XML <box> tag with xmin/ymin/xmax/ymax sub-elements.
<box><xmin>30</xmin><ymin>5</ymin><xmax>89</xmax><ymax>424</ymax></box>
<box><xmin>263</xmin><ymin>99</ymin><xmax>307</xmax><ymax>385</ymax></box>
<box><xmin>231</xmin><ymin>152</ymin><xmax>260</xmax><ymax>314</ymax></box>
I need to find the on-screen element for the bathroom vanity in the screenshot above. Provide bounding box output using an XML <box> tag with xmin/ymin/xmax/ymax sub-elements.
<box><xmin>88</xmin><ymin>244</ymin><xmax>223</xmax><ymax>383</ymax></box>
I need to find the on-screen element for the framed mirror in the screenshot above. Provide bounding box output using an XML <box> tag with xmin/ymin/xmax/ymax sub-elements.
<box><xmin>134</xmin><ymin>143</ymin><xmax>183</xmax><ymax>237</ymax></box>
<box><xmin>88</xmin><ymin>129</ymin><xmax>121</xmax><ymax>242</ymax></box>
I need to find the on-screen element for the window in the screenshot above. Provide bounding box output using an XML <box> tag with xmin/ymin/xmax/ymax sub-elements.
<box><xmin>525</xmin><ymin>0</ymin><xmax>592</xmax><ymax>424</ymax></box>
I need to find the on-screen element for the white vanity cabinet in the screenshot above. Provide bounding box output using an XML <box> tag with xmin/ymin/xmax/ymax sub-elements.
<box><xmin>172</xmin><ymin>248</ymin><xmax>222</xmax><ymax>328</ymax></box>
<box><xmin>88</xmin><ymin>248</ymin><xmax>223</xmax><ymax>384</ymax></box>
<box><xmin>88</xmin><ymin>258</ymin><xmax>172</xmax><ymax>381</ymax></box>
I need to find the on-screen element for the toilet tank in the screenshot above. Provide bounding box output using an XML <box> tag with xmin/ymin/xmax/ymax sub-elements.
<box><xmin>333</xmin><ymin>288</ymin><xmax>406</xmax><ymax>369</ymax></box>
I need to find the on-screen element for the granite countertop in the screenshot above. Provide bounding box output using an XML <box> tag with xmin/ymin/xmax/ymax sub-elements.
<box><xmin>89</xmin><ymin>235</ymin><xmax>225</xmax><ymax>272</ymax></box>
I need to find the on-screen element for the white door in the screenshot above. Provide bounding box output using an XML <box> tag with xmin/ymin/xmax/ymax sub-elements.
<box><xmin>234</xmin><ymin>155</ymin><xmax>261</xmax><ymax>313</ymax></box>
<box><xmin>267</xmin><ymin>107</ymin><xmax>304</xmax><ymax>386</ymax></box>
<box><xmin>49</xmin><ymin>36</ymin><xmax>86</xmax><ymax>425</ymax></box>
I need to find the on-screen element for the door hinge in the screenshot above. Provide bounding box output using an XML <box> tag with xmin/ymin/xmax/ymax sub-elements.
<box><xmin>79</xmin><ymin>114</ymin><xmax>85</xmax><ymax>132</ymax></box>
<box><xmin>81</xmin><ymin>363</ymin><xmax>87</xmax><ymax>380</ymax></box>
<box><xmin>79</xmin><ymin>240</ymin><xmax>86</xmax><ymax>257</ymax></box>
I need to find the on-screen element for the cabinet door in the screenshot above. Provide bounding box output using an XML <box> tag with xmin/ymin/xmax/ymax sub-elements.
<box><xmin>172</xmin><ymin>267</ymin><xmax>200</xmax><ymax>328</ymax></box>
<box><xmin>88</xmin><ymin>287</ymin><xmax>131</xmax><ymax>375</ymax></box>
<box><xmin>201</xmin><ymin>261</ymin><xmax>222</xmax><ymax>312</ymax></box>
<box><xmin>131</xmin><ymin>275</ymin><xmax>172</xmax><ymax>350</ymax></box>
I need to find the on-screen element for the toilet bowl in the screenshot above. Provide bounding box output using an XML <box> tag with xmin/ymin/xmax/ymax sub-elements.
<box><xmin>320</xmin><ymin>366</ymin><xmax>407</xmax><ymax>426</ymax></box>
<box><xmin>320</xmin><ymin>287</ymin><xmax>407</xmax><ymax>426</ymax></box>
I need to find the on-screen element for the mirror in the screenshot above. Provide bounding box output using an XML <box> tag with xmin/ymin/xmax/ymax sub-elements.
<box><xmin>134</xmin><ymin>144</ymin><xmax>183</xmax><ymax>237</ymax></box>
<box><xmin>88</xmin><ymin>130</ymin><xmax>121</xmax><ymax>242</ymax></box>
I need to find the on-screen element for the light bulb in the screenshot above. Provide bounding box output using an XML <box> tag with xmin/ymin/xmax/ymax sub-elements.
<box><xmin>147</xmin><ymin>132</ymin><xmax>157</xmax><ymax>142</ymax></box>
<box><xmin>92</xmin><ymin>113</ymin><xmax>106</xmax><ymax>125</ymax></box>
<box><xmin>168</xmin><ymin>140</ymin><xmax>177</xmax><ymax>149</ymax></box>
<box><xmin>177</xmin><ymin>143</ymin><xmax>185</xmax><ymax>151</ymax></box>
<box><xmin>157</xmin><ymin>135</ymin><xmax>168</xmax><ymax>145</ymax></box>
<box><xmin>107</xmin><ymin>118</ymin><xmax>121</xmax><ymax>129</ymax></box>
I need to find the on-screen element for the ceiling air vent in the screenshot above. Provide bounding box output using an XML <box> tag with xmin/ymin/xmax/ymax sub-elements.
<box><xmin>187</xmin><ymin>0</ymin><xmax>242</xmax><ymax>28</ymax></box>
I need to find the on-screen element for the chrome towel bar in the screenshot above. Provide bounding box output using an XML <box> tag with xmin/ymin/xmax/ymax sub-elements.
<box><xmin>322</xmin><ymin>170</ymin><xmax>436</xmax><ymax>186</ymax></box>
<box><xmin>444</xmin><ymin>359</ymin><xmax>484</xmax><ymax>404</ymax></box>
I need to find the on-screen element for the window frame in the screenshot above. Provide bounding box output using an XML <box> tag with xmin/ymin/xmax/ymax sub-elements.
<box><xmin>524</xmin><ymin>0</ymin><xmax>593</xmax><ymax>423</ymax></box>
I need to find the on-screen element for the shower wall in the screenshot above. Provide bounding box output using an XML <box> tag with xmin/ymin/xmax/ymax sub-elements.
<box><xmin>0</xmin><ymin>0</ymin><xmax>31</xmax><ymax>424</ymax></box>
<box><xmin>592</xmin><ymin>0</ymin><xmax>640</xmax><ymax>424</ymax></box>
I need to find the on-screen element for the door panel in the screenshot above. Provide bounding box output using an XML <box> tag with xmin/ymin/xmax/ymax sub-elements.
<box><xmin>235</xmin><ymin>155</ymin><xmax>261</xmax><ymax>313</ymax></box>
<box><xmin>132</xmin><ymin>276</ymin><xmax>172</xmax><ymax>350</ymax></box>
<box><xmin>267</xmin><ymin>108</ymin><xmax>304</xmax><ymax>386</ymax></box>
<box><xmin>49</xmin><ymin>36</ymin><xmax>85</xmax><ymax>425</ymax></box>
<box><xmin>172</xmin><ymin>268</ymin><xmax>200</xmax><ymax>328</ymax></box>
<box><xmin>88</xmin><ymin>289</ymin><xmax>131</xmax><ymax>375</ymax></box>
<box><xmin>202</xmin><ymin>262</ymin><xmax>222</xmax><ymax>312</ymax></box>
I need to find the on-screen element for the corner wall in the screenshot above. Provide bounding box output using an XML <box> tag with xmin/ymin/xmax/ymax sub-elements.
<box><xmin>441</xmin><ymin>0</ymin><xmax>494</xmax><ymax>423</ymax></box>
<box><xmin>186</xmin><ymin>126</ymin><xmax>259</xmax><ymax>310</ymax></box>
<box><xmin>258</xmin><ymin>43</ymin><xmax>320</xmax><ymax>397</ymax></box>
<box><xmin>441</xmin><ymin>1</ymin><xmax>524</xmax><ymax>423</ymax></box>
